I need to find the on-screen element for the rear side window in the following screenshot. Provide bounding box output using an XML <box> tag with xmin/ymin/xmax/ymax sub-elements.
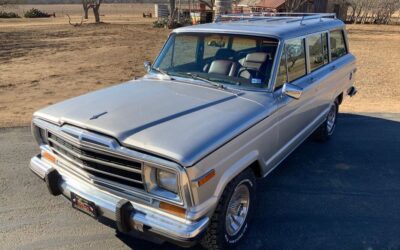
<box><xmin>330</xmin><ymin>30</ymin><xmax>347</xmax><ymax>60</ymax></box>
<box><xmin>285</xmin><ymin>38</ymin><xmax>306</xmax><ymax>82</ymax></box>
<box><xmin>307</xmin><ymin>33</ymin><xmax>329</xmax><ymax>72</ymax></box>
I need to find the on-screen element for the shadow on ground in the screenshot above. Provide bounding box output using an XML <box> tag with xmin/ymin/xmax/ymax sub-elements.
<box><xmin>115</xmin><ymin>113</ymin><xmax>400</xmax><ymax>250</ymax></box>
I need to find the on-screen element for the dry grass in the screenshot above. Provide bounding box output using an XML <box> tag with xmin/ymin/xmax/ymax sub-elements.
<box><xmin>0</xmin><ymin>4</ymin><xmax>399</xmax><ymax>127</ymax></box>
<box><xmin>340</xmin><ymin>24</ymin><xmax>400</xmax><ymax>113</ymax></box>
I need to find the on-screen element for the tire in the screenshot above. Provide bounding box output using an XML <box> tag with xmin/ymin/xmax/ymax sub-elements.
<box><xmin>200</xmin><ymin>169</ymin><xmax>256</xmax><ymax>250</ymax></box>
<box><xmin>313</xmin><ymin>100</ymin><xmax>339</xmax><ymax>142</ymax></box>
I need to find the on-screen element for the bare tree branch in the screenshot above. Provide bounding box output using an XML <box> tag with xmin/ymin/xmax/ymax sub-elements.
<box><xmin>66</xmin><ymin>14</ymin><xmax>83</xmax><ymax>27</ymax></box>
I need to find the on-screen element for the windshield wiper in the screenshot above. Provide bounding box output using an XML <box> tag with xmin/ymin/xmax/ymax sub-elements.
<box><xmin>151</xmin><ymin>67</ymin><xmax>174</xmax><ymax>80</ymax></box>
<box><xmin>185</xmin><ymin>73</ymin><xmax>225</xmax><ymax>89</ymax></box>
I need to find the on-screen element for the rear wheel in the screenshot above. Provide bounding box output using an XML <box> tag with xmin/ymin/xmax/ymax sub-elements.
<box><xmin>313</xmin><ymin>100</ymin><xmax>339</xmax><ymax>142</ymax></box>
<box><xmin>200</xmin><ymin>169</ymin><xmax>256</xmax><ymax>250</ymax></box>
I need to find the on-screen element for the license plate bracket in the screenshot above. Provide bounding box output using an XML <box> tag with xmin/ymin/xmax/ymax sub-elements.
<box><xmin>71</xmin><ymin>192</ymin><xmax>98</xmax><ymax>218</ymax></box>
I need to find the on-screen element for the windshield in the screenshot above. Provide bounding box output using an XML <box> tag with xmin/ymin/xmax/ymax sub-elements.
<box><xmin>153</xmin><ymin>33</ymin><xmax>279</xmax><ymax>90</ymax></box>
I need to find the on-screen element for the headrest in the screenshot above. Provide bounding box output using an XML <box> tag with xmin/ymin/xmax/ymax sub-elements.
<box><xmin>215</xmin><ymin>49</ymin><xmax>236</xmax><ymax>60</ymax></box>
<box><xmin>245</xmin><ymin>52</ymin><xmax>268</xmax><ymax>63</ymax></box>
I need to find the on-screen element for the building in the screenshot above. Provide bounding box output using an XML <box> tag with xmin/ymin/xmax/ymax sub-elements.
<box><xmin>234</xmin><ymin>0</ymin><xmax>349</xmax><ymax>20</ymax></box>
<box><xmin>235</xmin><ymin>0</ymin><xmax>285</xmax><ymax>13</ymax></box>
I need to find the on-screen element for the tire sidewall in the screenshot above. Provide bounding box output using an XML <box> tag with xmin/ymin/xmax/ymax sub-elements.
<box><xmin>327</xmin><ymin>102</ymin><xmax>339</xmax><ymax>136</ymax></box>
<box><xmin>220</xmin><ymin>173</ymin><xmax>256</xmax><ymax>247</ymax></box>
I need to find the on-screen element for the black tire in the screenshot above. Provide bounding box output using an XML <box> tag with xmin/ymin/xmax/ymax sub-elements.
<box><xmin>200</xmin><ymin>169</ymin><xmax>256</xmax><ymax>250</ymax></box>
<box><xmin>313</xmin><ymin>100</ymin><xmax>339</xmax><ymax>142</ymax></box>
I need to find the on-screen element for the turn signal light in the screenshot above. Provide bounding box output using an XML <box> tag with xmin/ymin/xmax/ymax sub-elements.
<box><xmin>42</xmin><ymin>151</ymin><xmax>56</xmax><ymax>164</ymax></box>
<box><xmin>159</xmin><ymin>202</ymin><xmax>186</xmax><ymax>218</ymax></box>
<box><xmin>197</xmin><ymin>169</ymin><xmax>216</xmax><ymax>187</ymax></box>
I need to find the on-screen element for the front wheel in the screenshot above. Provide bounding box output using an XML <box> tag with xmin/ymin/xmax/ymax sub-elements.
<box><xmin>200</xmin><ymin>169</ymin><xmax>256</xmax><ymax>250</ymax></box>
<box><xmin>313</xmin><ymin>101</ymin><xmax>338</xmax><ymax>142</ymax></box>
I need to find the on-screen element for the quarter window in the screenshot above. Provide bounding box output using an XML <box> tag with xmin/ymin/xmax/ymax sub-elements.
<box><xmin>285</xmin><ymin>38</ymin><xmax>306</xmax><ymax>82</ymax></box>
<box><xmin>330</xmin><ymin>29</ymin><xmax>347</xmax><ymax>60</ymax></box>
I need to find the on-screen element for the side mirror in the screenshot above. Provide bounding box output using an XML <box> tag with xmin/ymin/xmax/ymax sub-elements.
<box><xmin>282</xmin><ymin>83</ymin><xmax>303</xmax><ymax>99</ymax></box>
<box><xmin>144</xmin><ymin>61</ymin><xmax>152</xmax><ymax>73</ymax></box>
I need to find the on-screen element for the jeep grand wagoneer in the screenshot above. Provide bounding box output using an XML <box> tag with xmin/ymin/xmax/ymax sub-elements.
<box><xmin>30</xmin><ymin>13</ymin><xmax>357</xmax><ymax>249</ymax></box>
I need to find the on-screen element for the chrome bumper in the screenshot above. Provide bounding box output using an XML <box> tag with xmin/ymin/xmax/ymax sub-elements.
<box><xmin>30</xmin><ymin>155</ymin><xmax>209</xmax><ymax>246</ymax></box>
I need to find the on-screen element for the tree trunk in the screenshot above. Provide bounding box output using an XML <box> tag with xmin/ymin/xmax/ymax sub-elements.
<box><xmin>83</xmin><ymin>5</ymin><xmax>89</xmax><ymax>19</ymax></box>
<box><xmin>93</xmin><ymin>6</ymin><xmax>100</xmax><ymax>23</ymax></box>
<box><xmin>169</xmin><ymin>0</ymin><xmax>175</xmax><ymax>22</ymax></box>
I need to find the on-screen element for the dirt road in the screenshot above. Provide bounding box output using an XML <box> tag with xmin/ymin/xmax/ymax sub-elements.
<box><xmin>1</xmin><ymin>113</ymin><xmax>400</xmax><ymax>249</ymax></box>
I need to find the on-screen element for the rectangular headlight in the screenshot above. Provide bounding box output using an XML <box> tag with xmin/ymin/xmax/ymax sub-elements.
<box><xmin>157</xmin><ymin>169</ymin><xmax>178</xmax><ymax>194</ymax></box>
<box><xmin>31</xmin><ymin>123</ymin><xmax>48</xmax><ymax>145</ymax></box>
<box><xmin>143</xmin><ymin>164</ymin><xmax>181</xmax><ymax>203</ymax></box>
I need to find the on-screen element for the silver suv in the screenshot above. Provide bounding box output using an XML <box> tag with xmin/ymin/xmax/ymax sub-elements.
<box><xmin>30</xmin><ymin>13</ymin><xmax>357</xmax><ymax>249</ymax></box>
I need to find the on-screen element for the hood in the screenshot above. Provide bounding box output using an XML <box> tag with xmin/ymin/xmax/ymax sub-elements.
<box><xmin>35</xmin><ymin>78</ymin><xmax>273</xmax><ymax>166</ymax></box>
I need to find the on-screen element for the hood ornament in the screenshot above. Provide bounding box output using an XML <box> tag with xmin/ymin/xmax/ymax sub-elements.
<box><xmin>90</xmin><ymin>111</ymin><xmax>108</xmax><ymax>120</ymax></box>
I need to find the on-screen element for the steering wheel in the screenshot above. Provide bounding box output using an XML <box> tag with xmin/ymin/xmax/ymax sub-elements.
<box><xmin>237</xmin><ymin>67</ymin><xmax>265</xmax><ymax>85</ymax></box>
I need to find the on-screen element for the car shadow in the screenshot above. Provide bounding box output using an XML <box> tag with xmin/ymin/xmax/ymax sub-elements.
<box><xmin>116</xmin><ymin>113</ymin><xmax>400</xmax><ymax>250</ymax></box>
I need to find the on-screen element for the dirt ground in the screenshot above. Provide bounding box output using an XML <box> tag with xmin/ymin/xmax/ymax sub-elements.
<box><xmin>1</xmin><ymin>4</ymin><xmax>400</xmax><ymax>127</ymax></box>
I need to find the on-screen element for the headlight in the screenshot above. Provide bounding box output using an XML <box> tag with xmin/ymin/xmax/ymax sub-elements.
<box><xmin>143</xmin><ymin>164</ymin><xmax>181</xmax><ymax>203</ymax></box>
<box><xmin>157</xmin><ymin>169</ymin><xmax>178</xmax><ymax>194</ymax></box>
<box><xmin>31</xmin><ymin>123</ymin><xmax>48</xmax><ymax>145</ymax></box>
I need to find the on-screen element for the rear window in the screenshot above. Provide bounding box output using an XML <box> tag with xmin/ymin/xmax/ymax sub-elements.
<box><xmin>330</xmin><ymin>30</ymin><xmax>347</xmax><ymax>60</ymax></box>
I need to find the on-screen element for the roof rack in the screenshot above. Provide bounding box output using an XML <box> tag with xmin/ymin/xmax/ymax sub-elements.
<box><xmin>214</xmin><ymin>12</ymin><xmax>337</xmax><ymax>25</ymax></box>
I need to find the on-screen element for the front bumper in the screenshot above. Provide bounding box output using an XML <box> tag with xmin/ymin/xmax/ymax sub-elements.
<box><xmin>30</xmin><ymin>155</ymin><xmax>209</xmax><ymax>247</ymax></box>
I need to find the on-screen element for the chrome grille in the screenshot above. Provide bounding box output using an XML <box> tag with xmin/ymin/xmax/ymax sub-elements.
<box><xmin>47</xmin><ymin>132</ymin><xmax>145</xmax><ymax>190</ymax></box>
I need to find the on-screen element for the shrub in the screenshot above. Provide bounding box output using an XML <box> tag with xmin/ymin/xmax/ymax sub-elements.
<box><xmin>24</xmin><ymin>8</ymin><xmax>51</xmax><ymax>18</ymax></box>
<box><xmin>153</xmin><ymin>18</ymin><xmax>168</xmax><ymax>28</ymax></box>
<box><xmin>0</xmin><ymin>11</ymin><xmax>20</xmax><ymax>18</ymax></box>
<box><xmin>153</xmin><ymin>18</ymin><xmax>191</xmax><ymax>29</ymax></box>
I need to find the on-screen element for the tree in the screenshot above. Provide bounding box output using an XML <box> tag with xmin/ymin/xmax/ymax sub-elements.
<box><xmin>198</xmin><ymin>0</ymin><xmax>215</xmax><ymax>10</ymax></box>
<box><xmin>82</xmin><ymin>0</ymin><xmax>90</xmax><ymax>19</ymax></box>
<box><xmin>92</xmin><ymin>0</ymin><xmax>102</xmax><ymax>23</ymax></box>
<box><xmin>285</xmin><ymin>0</ymin><xmax>309</xmax><ymax>12</ymax></box>
<box><xmin>0</xmin><ymin>0</ymin><xmax>23</xmax><ymax>6</ymax></box>
<box><xmin>81</xmin><ymin>0</ymin><xmax>102</xmax><ymax>23</ymax></box>
<box><xmin>348</xmin><ymin>0</ymin><xmax>400</xmax><ymax>24</ymax></box>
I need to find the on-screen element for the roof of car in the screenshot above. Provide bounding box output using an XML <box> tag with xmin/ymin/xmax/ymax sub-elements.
<box><xmin>174</xmin><ymin>17</ymin><xmax>345</xmax><ymax>40</ymax></box>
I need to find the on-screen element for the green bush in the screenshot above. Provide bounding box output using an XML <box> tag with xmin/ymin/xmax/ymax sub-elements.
<box><xmin>24</xmin><ymin>8</ymin><xmax>51</xmax><ymax>18</ymax></box>
<box><xmin>153</xmin><ymin>18</ymin><xmax>168</xmax><ymax>28</ymax></box>
<box><xmin>0</xmin><ymin>11</ymin><xmax>20</xmax><ymax>18</ymax></box>
<box><xmin>153</xmin><ymin>18</ymin><xmax>190</xmax><ymax>29</ymax></box>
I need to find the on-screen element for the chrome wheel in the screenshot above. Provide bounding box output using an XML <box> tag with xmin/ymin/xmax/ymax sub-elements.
<box><xmin>326</xmin><ymin>104</ymin><xmax>337</xmax><ymax>135</ymax></box>
<box><xmin>225</xmin><ymin>183</ymin><xmax>250</xmax><ymax>236</ymax></box>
